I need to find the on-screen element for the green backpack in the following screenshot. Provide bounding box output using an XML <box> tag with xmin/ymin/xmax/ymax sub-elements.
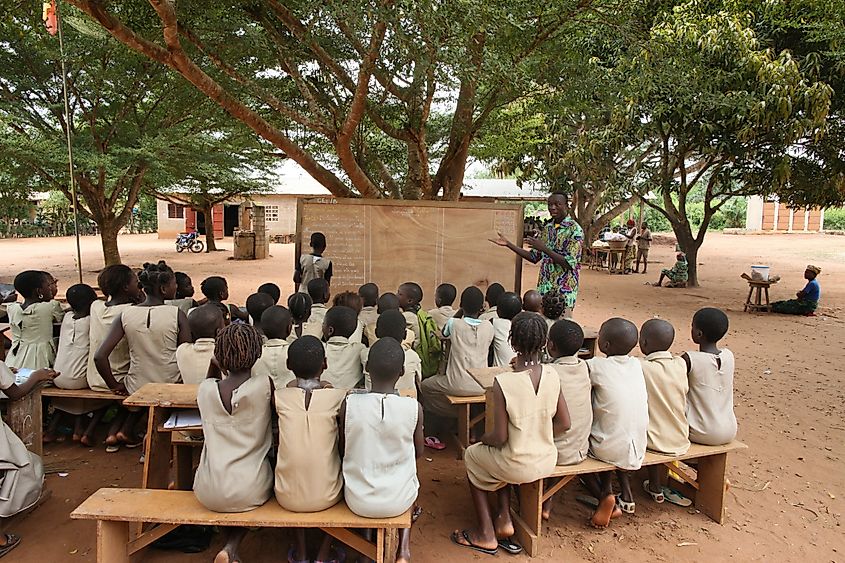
<box><xmin>416</xmin><ymin>309</ymin><xmax>443</xmax><ymax>379</ymax></box>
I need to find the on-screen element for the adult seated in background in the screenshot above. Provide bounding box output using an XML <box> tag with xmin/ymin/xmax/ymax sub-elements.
<box><xmin>771</xmin><ymin>265</ymin><xmax>821</xmax><ymax>315</ymax></box>
<box><xmin>653</xmin><ymin>252</ymin><xmax>688</xmax><ymax>288</ymax></box>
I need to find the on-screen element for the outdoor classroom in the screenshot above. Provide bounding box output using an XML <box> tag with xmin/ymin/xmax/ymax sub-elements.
<box><xmin>2</xmin><ymin>2</ymin><xmax>844</xmax><ymax>563</ymax></box>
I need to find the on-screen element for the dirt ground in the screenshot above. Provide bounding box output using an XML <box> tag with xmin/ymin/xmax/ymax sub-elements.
<box><xmin>1</xmin><ymin>232</ymin><xmax>843</xmax><ymax>562</ymax></box>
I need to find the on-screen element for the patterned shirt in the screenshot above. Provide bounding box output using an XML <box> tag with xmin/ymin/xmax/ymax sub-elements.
<box><xmin>529</xmin><ymin>218</ymin><xmax>584</xmax><ymax>309</ymax></box>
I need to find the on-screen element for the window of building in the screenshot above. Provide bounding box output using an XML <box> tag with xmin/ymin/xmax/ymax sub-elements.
<box><xmin>265</xmin><ymin>205</ymin><xmax>280</xmax><ymax>222</ymax></box>
<box><xmin>167</xmin><ymin>203</ymin><xmax>185</xmax><ymax>219</ymax></box>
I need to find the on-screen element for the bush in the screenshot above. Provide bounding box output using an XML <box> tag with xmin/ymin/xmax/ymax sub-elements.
<box><xmin>824</xmin><ymin>208</ymin><xmax>845</xmax><ymax>230</ymax></box>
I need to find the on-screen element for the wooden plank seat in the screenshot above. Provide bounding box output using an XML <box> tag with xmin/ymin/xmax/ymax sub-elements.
<box><xmin>71</xmin><ymin>488</ymin><xmax>411</xmax><ymax>563</ymax></box>
<box><xmin>446</xmin><ymin>394</ymin><xmax>485</xmax><ymax>459</ymax></box>
<box><xmin>512</xmin><ymin>440</ymin><xmax>748</xmax><ymax>556</ymax></box>
<box><xmin>41</xmin><ymin>387</ymin><xmax>124</xmax><ymax>401</ymax></box>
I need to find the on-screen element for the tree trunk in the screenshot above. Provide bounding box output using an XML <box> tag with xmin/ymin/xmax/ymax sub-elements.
<box><xmin>201</xmin><ymin>204</ymin><xmax>218</xmax><ymax>252</ymax></box>
<box><xmin>673</xmin><ymin>226</ymin><xmax>701</xmax><ymax>287</ymax></box>
<box><xmin>99</xmin><ymin>217</ymin><xmax>122</xmax><ymax>266</ymax></box>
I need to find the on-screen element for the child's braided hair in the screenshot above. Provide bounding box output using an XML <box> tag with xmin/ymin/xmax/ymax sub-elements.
<box><xmin>287</xmin><ymin>292</ymin><xmax>312</xmax><ymax>324</ymax></box>
<box><xmin>541</xmin><ymin>292</ymin><xmax>565</xmax><ymax>321</ymax></box>
<box><xmin>138</xmin><ymin>261</ymin><xmax>174</xmax><ymax>292</ymax></box>
<box><xmin>509</xmin><ymin>312</ymin><xmax>548</xmax><ymax>358</ymax></box>
<box><xmin>214</xmin><ymin>323</ymin><xmax>263</xmax><ymax>372</ymax></box>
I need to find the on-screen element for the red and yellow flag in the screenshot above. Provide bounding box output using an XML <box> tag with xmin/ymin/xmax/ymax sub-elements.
<box><xmin>42</xmin><ymin>0</ymin><xmax>58</xmax><ymax>36</ymax></box>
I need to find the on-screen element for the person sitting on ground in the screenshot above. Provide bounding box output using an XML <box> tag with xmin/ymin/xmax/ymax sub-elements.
<box><xmin>341</xmin><ymin>337</ymin><xmax>423</xmax><ymax>563</ymax></box>
<box><xmin>321</xmin><ymin>305</ymin><xmax>366</xmax><ymax>389</ymax></box>
<box><xmin>275</xmin><ymin>335</ymin><xmax>347</xmax><ymax>563</ymax></box>
<box><xmin>302</xmin><ymin>278</ymin><xmax>331</xmax><ymax>338</ymax></box>
<box><xmin>453</xmin><ymin>312</ymin><xmax>570</xmax><ymax>556</ymax></box>
<box><xmin>479</xmin><ymin>283</ymin><xmax>505</xmax><ymax>322</ymax></box>
<box><xmin>653</xmin><ymin>252</ymin><xmax>689</xmax><ymax>288</ymax></box>
<box><xmin>585</xmin><ymin>318</ymin><xmax>648</xmax><ymax>528</ymax></box>
<box><xmin>771</xmin><ymin>265</ymin><xmax>822</xmax><ymax>315</ymax></box>
<box><xmin>245</xmin><ymin>292</ymin><xmax>275</xmax><ymax>338</ymax></box>
<box><xmin>490</xmin><ymin>292</ymin><xmax>522</xmax><ymax>367</ymax></box>
<box><xmin>165</xmin><ymin>272</ymin><xmax>197</xmax><ymax>314</ymax></box>
<box><xmin>287</xmin><ymin>292</ymin><xmax>312</xmax><ymax>342</ymax></box>
<box><xmin>428</xmin><ymin>283</ymin><xmax>458</xmax><ymax>333</ymax></box>
<box><xmin>4</xmin><ymin>270</ymin><xmax>63</xmax><ymax>370</ymax></box>
<box><xmin>683</xmin><ymin>308</ymin><xmax>737</xmax><ymax>446</ymax></box>
<box><xmin>257</xmin><ymin>282</ymin><xmax>281</xmax><ymax>305</ymax></box>
<box><xmin>194</xmin><ymin>324</ymin><xmax>273</xmax><ymax>563</ymax></box>
<box><xmin>295</xmin><ymin>231</ymin><xmax>332</xmax><ymax>293</ymax></box>
<box><xmin>639</xmin><ymin>319</ymin><xmax>691</xmax><ymax>506</ymax></box>
<box><xmin>522</xmin><ymin>289</ymin><xmax>542</xmax><ymax>314</ymax></box>
<box><xmin>253</xmin><ymin>306</ymin><xmax>295</xmax><ymax>388</ymax></box>
<box><xmin>361</xmin><ymin>309</ymin><xmax>422</xmax><ymax>396</ymax></box>
<box><xmin>176</xmin><ymin>304</ymin><xmax>225</xmax><ymax>385</ymax></box>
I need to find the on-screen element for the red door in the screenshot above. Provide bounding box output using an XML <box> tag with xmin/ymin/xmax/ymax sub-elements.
<box><xmin>213</xmin><ymin>204</ymin><xmax>225</xmax><ymax>238</ymax></box>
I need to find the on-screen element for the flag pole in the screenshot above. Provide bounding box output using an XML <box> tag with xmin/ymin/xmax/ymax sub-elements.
<box><xmin>55</xmin><ymin>0</ymin><xmax>83</xmax><ymax>283</ymax></box>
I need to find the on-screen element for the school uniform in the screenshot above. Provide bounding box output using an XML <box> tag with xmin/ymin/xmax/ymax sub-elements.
<box><xmin>322</xmin><ymin>336</ymin><xmax>366</xmax><ymax>389</ymax></box>
<box><xmin>5</xmin><ymin>301</ymin><xmax>64</xmax><ymax>370</ymax></box>
<box><xmin>365</xmin><ymin>322</ymin><xmax>415</xmax><ymax>349</ymax></box>
<box><xmin>359</xmin><ymin>306</ymin><xmax>378</xmax><ymax>335</ymax></box>
<box><xmin>165</xmin><ymin>298</ymin><xmax>194</xmax><ymax>314</ymax></box>
<box><xmin>361</xmin><ymin>346</ymin><xmax>422</xmax><ymax>398</ymax></box>
<box><xmin>403</xmin><ymin>310</ymin><xmax>420</xmax><ymax>348</ymax></box>
<box><xmin>686</xmin><ymin>349</ymin><xmax>737</xmax><ymax>446</ymax></box>
<box><xmin>349</xmin><ymin>319</ymin><xmax>365</xmax><ymax>344</ymax></box>
<box><xmin>479</xmin><ymin>306</ymin><xmax>498</xmax><ymax>323</ymax></box>
<box><xmin>301</xmin><ymin>303</ymin><xmax>328</xmax><ymax>338</ymax></box>
<box><xmin>419</xmin><ymin>317</ymin><xmax>494</xmax><ymax>418</ymax></box>
<box><xmin>121</xmin><ymin>305</ymin><xmax>181</xmax><ymax>394</ymax></box>
<box><xmin>176</xmin><ymin>338</ymin><xmax>215</xmax><ymax>385</ymax></box>
<box><xmin>464</xmin><ymin>368</ymin><xmax>560</xmax><ymax>491</ymax></box>
<box><xmin>253</xmin><ymin>338</ymin><xmax>295</xmax><ymax>389</ymax></box>
<box><xmin>491</xmin><ymin>318</ymin><xmax>516</xmax><ymax>367</ymax></box>
<box><xmin>194</xmin><ymin>374</ymin><xmax>273</xmax><ymax>513</ymax></box>
<box><xmin>296</xmin><ymin>253</ymin><xmax>332</xmax><ymax>293</ymax></box>
<box><xmin>343</xmin><ymin>392</ymin><xmax>419</xmax><ymax>518</ymax></box>
<box><xmin>52</xmin><ymin>313</ymin><xmax>94</xmax><ymax>415</ymax></box>
<box><xmin>551</xmin><ymin>356</ymin><xmax>592</xmax><ymax>465</ymax></box>
<box><xmin>274</xmin><ymin>387</ymin><xmax>347</xmax><ymax>512</ymax></box>
<box><xmin>640</xmin><ymin>351</ymin><xmax>690</xmax><ymax>455</ymax></box>
<box><xmin>587</xmin><ymin>355</ymin><xmax>648</xmax><ymax>470</ymax></box>
<box><xmin>87</xmin><ymin>301</ymin><xmax>132</xmax><ymax>392</ymax></box>
<box><xmin>428</xmin><ymin>305</ymin><xmax>456</xmax><ymax>333</ymax></box>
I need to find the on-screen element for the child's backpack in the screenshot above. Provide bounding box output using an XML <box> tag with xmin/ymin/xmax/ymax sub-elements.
<box><xmin>416</xmin><ymin>309</ymin><xmax>443</xmax><ymax>379</ymax></box>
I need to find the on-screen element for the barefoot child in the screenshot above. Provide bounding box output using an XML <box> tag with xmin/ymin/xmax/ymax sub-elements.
<box><xmin>361</xmin><ymin>310</ymin><xmax>422</xmax><ymax>396</ymax></box>
<box><xmin>454</xmin><ymin>312</ymin><xmax>570</xmax><ymax>555</ymax></box>
<box><xmin>302</xmin><ymin>279</ymin><xmax>331</xmax><ymax>338</ymax></box>
<box><xmin>586</xmin><ymin>318</ymin><xmax>648</xmax><ymax>527</ymax></box>
<box><xmin>253</xmin><ymin>306</ymin><xmax>295</xmax><ymax>388</ymax></box>
<box><xmin>176</xmin><ymin>304</ymin><xmax>225</xmax><ymax>385</ymax></box>
<box><xmin>638</xmin><ymin>319</ymin><xmax>690</xmax><ymax>504</ymax></box>
<box><xmin>194</xmin><ymin>324</ymin><xmax>273</xmax><ymax>563</ymax></box>
<box><xmin>683</xmin><ymin>308</ymin><xmax>737</xmax><ymax>446</ymax></box>
<box><xmin>275</xmin><ymin>335</ymin><xmax>347</xmax><ymax>563</ymax></box>
<box><xmin>428</xmin><ymin>283</ymin><xmax>457</xmax><ymax>332</ymax></box>
<box><xmin>490</xmin><ymin>292</ymin><xmax>522</xmax><ymax>367</ymax></box>
<box><xmin>479</xmin><ymin>283</ymin><xmax>505</xmax><ymax>322</ymax></box>
<box><xmin>5</xmin><ymin>270</ymin><xmax>63</xmax><ymax>369</ymax></box>
<box><xmin>295</xmin><ymin>231</ymin><xmax>333</xmax><ymax>293</ymax></box>
<box><xmin>341</xmin><ymin>337</ymin><xmax>423</xmax><ymax>563</ymax></box>
<box><xmin>321</xmin><ymin>305</ymin><xmax>366</xmax><ymax>389</ymax></box>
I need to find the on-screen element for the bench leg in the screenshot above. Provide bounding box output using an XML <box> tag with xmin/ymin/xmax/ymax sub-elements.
<box><xmin>323</xmin><ymin>527</ymin><xmax>379</xmax><ymax>562</ymax></box>
<box><xmin>512</xmin><ymin>480</ymin><xmax>542</xmax><ymax>557</ymax></box>
<box><xmin>97</xmin><ymin>520</ymin><xmax>130</xmax><ymax>563</ymax></box>
<box><xmin>456</xmin><ymin>404</ymin><xmax>470</xmax><ymax>460</ymax></box>
<box><xmin>174</xmin><ymin>444</ymin><xmax>195</xmax><ymax>490</ymax></box>
<box><xmin>695</xmin><ymin>453</ymin><xmax>728</xmax><ymax>524</ymax></box>
<box><xmin>383</xmin><ymin>528</ymin><xmax>399</xmax><ymax>563</ymax></box>
<box><xmin>9</xmin><ymin>387</ymin><xmax>42</xmax><ymax>457</ymax></box>
<box><xmin>141</xmin><ymin>406</ymin><xmax>173</xmax><ymax>490</ymax></box>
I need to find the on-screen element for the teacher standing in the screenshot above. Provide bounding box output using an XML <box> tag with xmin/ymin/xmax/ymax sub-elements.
<box><xmin>491</xmin><ymin>192</ymin><xmax>584</xmax><ymax>316</ymax></box>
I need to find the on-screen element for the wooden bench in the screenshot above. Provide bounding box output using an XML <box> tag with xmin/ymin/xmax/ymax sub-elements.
<box><xmin>446</xmin><ymin>394</ymin><xmax>486</xmax><ymax>459</ymax></box>
<box><xmin>512</xmin><ymin>440</ymin><xmax>748</xmax><ymax>556</ymax></box>
<box><xmin>71</xmin><ymin>488</ymin><xmax>411</xmax><ymax>563</ymax></box>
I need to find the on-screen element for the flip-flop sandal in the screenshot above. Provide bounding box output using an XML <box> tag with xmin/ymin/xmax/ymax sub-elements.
<box><xmin>0</xmin><ymin>533</ymin><xmax>21</xmax><ymax>558</ymax></box>
<box><xmin>424</xmin><ymin>436</ymin><xmax>446</xmax><ymax>451</ymax></box>
<box><xmin>412</xmin><ymin>505</ymin><xmax>423</xmax><ymax>523</ymax></box>
<box><xmin>450</xmin><ymin>531</ymin><xmax>498</xmax><ymax>555</ymax></box>
<box><xmin>661</xmin><ymin>487</ymin><xmax>692</xmax><ymax>507</ymax></box>
<box><xmin>576</xmin><ymin>494</ymin><xmax>599</xmax><ymax>508</ymax></box>
<box><xmin>615</xmin><ymin>494</ymin><xmax>635</xmax><ymax>514</ymax></box>
<box><xmin>122</xmin><ymin>439</ymin><xmax>145</xmax><ymax>449</ymax></box>
<box><xmin>642</xmin><ymin>480</ymin><xmax>665</xmax><ymax>503</ymax></box>
<box><xmin>497</xmin><ymin>537</ymin><xmax>523</xmax><ymax>555</ymax></box>
<box><xmin>105</xmin><ymin>445</ymin><xmax>120</xmax><ymax>453</ymax></box>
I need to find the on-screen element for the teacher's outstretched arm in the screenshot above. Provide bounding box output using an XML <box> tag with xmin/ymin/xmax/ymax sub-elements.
<box><xmin>489</xmin><ymin>232</ymin><xmax>540</xmax><ymax>264</ymax></box>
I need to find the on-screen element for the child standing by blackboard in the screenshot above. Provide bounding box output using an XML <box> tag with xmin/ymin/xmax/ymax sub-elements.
<box><xmin>295</xmin><ymin>232</ymin><xmax>333</xmax><ymax>293</ymax></box>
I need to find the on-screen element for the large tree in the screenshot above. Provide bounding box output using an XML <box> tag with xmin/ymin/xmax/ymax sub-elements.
<box><xmin>67</xmin><ymin>0</ymin><xmax>621</xmax><ymax>200</ymax></box>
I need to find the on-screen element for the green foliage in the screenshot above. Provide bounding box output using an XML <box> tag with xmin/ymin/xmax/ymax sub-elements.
<box><xmin>823</xmin><ymin>208</ymin><xmax>845</xmax><ymax>230</ymax></box>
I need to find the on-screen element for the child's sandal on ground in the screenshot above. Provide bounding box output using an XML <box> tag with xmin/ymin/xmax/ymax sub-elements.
<box><xmin>423</xmin><ymin>436</ymin><xmax>446</xmax><ymax>450</ymax></box>
<box><xmin>0</xmin><ymin>533</ymin><xmax>21</xmax><ymax>558</ymax></box>
<box><xmin>615</xmin><ymin>494</ymin><xmax>636</xmax><ymax>514</ymax></box>
<box><xmin>661</xmin><ymin>487</ymin><xmax>692</xmax><ymax>507</ymax></box>
<box><xmin>642</xmin><ymin>480</ymin><xmax>665</xmax><ymax>503</ymax></box>
<box><xmin>497</xmin><ymin>538</ymin><xmax>523</xmax><ymax>555</ymax></box>
<box><xmin>450</xmin><ymin>530</ymin><xmax>498</xmax><ymax>555</ymax></box>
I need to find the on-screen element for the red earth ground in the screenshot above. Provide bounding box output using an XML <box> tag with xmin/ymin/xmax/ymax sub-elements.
<box><xmin>1</xmin><ymin>232</ymin><xmax>843</xmax><ymax>562</ymax></box>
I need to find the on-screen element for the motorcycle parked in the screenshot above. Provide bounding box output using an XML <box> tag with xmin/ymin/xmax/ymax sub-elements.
<box><xmin>176</xmin><ymin>231</ymin><xmax>205</xmax><ymax>253</ymax></box>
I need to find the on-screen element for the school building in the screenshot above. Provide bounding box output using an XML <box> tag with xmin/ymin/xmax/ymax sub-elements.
<box><xmin>744</xmin><ymin>195</ymin><xmax>825</xmax><ymax>232</ymax></box>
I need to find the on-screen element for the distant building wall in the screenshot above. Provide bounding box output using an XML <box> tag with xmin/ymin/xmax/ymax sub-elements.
<box><xmin>745</xmin><ymin>196</ymin><xmax>825</xmax><ymax>232</ymax></box>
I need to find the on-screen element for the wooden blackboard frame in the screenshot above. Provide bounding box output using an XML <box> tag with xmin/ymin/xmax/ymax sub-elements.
<box><xmin>295</xmin><ymin>197</ymin><xmax>525</xmax><ymax>300</ymax></box>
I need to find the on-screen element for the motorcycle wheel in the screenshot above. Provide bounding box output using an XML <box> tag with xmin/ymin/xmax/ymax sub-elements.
<box><xmin>176</xmin><ymin>243</ymin><xmax>184</xmax><ymax>253</ymax></box>
<box><xmin>190</xmin><ymin>240</ymin><xmax>205</xmax><ymax>253</ymax></box>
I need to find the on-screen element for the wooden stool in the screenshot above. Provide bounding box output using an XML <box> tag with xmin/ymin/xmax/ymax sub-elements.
<box><xmin>744</xmin><ymin>280</ymin><xmax>772</xmax><ymax>312</ymax></box>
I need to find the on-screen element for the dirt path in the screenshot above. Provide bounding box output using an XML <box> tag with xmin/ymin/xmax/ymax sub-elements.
<box><xmin>2</xmin><ymin>232</ymin><xmax>843</xmax><ymax>562</ymax></box>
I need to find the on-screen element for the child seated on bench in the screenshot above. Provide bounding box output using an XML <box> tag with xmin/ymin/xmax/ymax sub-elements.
<box><xmin>5</xmin><ymin>270</ymin><xmax>63</xmax><ymax>370</ymax></box>
<box><xmin>341</xmin><ymin>337</ymin><xmax>423</xmax><ymax>563</ymax></box>
<box><xmin>302</xmin><ymin>278</ymin><xmax>331</xmax><ymax>338</ymax></box>
<box><xmin>245</xmin><ymin>292</ymin><xmax>274</xmax><ymax>339</ymax></box>
<box><xmin>287</xmin><ymin>292</ymin><xmax>312</xmax><ymax>342</ymax></box>
<box><xmin>357</xmin><ymin>282</ymin><xmax>379</xmax><ymax>337</ymax></box>
<box><xmin>195</xmin><ymin>323</ymin><xmax>273</xmax><ymax>563</ymax></box>
<box><xmin>365</xmin><ymin>292</ymin><xmax>415</xmax><ymax>347</ymax></box>
<box><xmin>275</xmin><ymin>335</ymin><xmax>347</xmax><ymax>563</ymax></box>
<box><xmin>332</xmin><ymin>291</ymin><xmax>365</xmax><ymax>343</ymax></box>
<box><xmin>361</xmin><ymin>310</ymin><xmax>421</xmax><ymax>396</ymax></box>
<box><xmin>321</xmin><ymin>306</ymin><xmax>366</xmax><ymax>389</ymax></box>
<box><xmin>542</xmin><ymin>292</ymin><xmax>566</xmax><ymax>331</ymax></box>
<box><xmin>257</xmin><ymin>282</ymin><xmax>281</xmax><ymax>305</ymax></box>
<box><xmin>428</xmin><ymin>283</ymin><xmax>457</xmax><ymax>333</ymax></box>
<box><xmin>479</xmin><ymin>282</ymin><xmax>505</xmax><ymax>322</ymax></box>
<box><xmin>398</xmin><ymin>282</ymin><xmax>425</xmax><ymax>348</ymax></box>
<box><xmin>46</xmin><ymin>284</ymin><xmax>100</xmax><ymax>445</ymax></box>
<box><xmin>586</xmin><ymin>318</ymin><xmax>648</xmax><ymax>527</ymax></box>
<box><xmin>176</xmin><ymin>304</ymin><xmax>225</xmax><ymax>385</ymax></box>
<box><xmin>453</xmin><ymin>312</ymin><xmax>570</xmax><ymax>556</ymax></box>
<box><xmin>522</xmin><ymin>289</ymin><xmax>542</xmax><ymax>314</ymax></box>
<box><xmin>490</xmin><ymin>292</ymin><xmax>522</xmax><ymax>367</ymax></box>
<box><xmin>165</xmin><ymin>272</ymin><xmax>197</xmax><ymax>314</ymax></box>
<box><xmin>638</xmin><ymin>319</ymin><xmax>690</xmax><ymax>504</ymax></box>
<box><xmin>683</xmin><ymin>308</ymin><xmax>737</xmax><ymax>446</ymax></box>
<box><xmin>200</xmin><ymin>275</ymin><xmax>248</xmax><ymax>323</ymax></box>
<box><xmin>253</xmin><ymin>306</ymin><xmax>295</xmax><ymax>388</ymax></box>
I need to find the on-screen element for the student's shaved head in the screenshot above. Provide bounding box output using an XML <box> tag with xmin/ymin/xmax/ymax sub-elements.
<box><xmin>377</xmin><ymin>292</ymin><xmax>400</xmax><ymax>314</ymax></box>
<box><xmin>639</xmin><ymin>318</ymin><xmax>675</xmax><ymax>356</ymax></box>
<box><xmin>189</xmin><ymin>304</ymin><xmax>225</xmax><ymax>340</ymax></box>
<box><xmin>262</xmin><ymin>306</ymin><xmax>293</xmax><ymax>340</ymax></box>
<box><xmin>358</xmin><ymin>283</ymin><xmax>379</xmax><ymax>307</ymax></box>
<box><xmin>367</xmin><ymin>337</ymin><xmax>405</xmax><ymax>387</ymax></box>
<box><xmin>598</xmin><ymin>317</ymin><xmax>638</xmax><ymax>356</ymax></box>
<box><xmin>375</xmin><ymin>309</ymin><xmax>406</xmax><ymax>342</ymax></box>
<box><xmin>522</xmin><ymin>290</ymin><xmax>542</xmax><ymax>313</ymax></box>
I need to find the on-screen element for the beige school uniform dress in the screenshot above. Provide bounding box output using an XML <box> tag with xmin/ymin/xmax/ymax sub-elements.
<box><xmin>343</xmin><ymin>393</ymin><xmax>419</xmax><ymax>518</ymax></box>
<box><xmin>464</xmin><ymin>368</ymin><xmax>560</xmax><ymax>491</ymax></box>
<box><xmin>121</xmin><ymin>305</ymin><xmax>181</xmax><ymax>395</ymax></box>
<box><xmin>274</xmin><ymin>387</ymin><xmax>347</xmax><ymax>512</ymax></box>
<box><xmin>640</xmin><ymin>351</ymin><xmax>690</xmax><ymax>455</ymax></box>
<box><xmin>302</xmin><ymin>303</ymin><xmax>328</xmax><ymax>338</ymax></box>
<box><xmin>428</xmin><ymin>305</ymin><xmax>456</xmax><ymax>333</ymax></box>
<box><xmin>194</xmin><ymin>375</ymin><xmax>273</xmax><ymax>512</ymax></box>
<box><xmin>349</xmin><ymin>319</ymin><xmax>365</xmax><ymax>345</ymax></box>
<box><xmin>176</xmin><ymin>338</ymin><xmax>215</xmax><ymax>385</ymax></box>
<box><xmin>551</xmin><ymin>356</ymin><xmax>592</xmax><ymax>465</ymax></box>
<box><xmin>165</xmin><ymin>298</ymin><xmax>194</xmax><ymax>314</ymax></box>
<box><xmin>297</xmin><ymin>254</ymin><xmax>332</xmax><ymax>294</ymax></box>
<box><xmin>253</xmin><ymin>338</ymin><xmax>294</xmax><ymax>389</ymax></box>
<box><xmin>359</xmin><ymin>306</ymin><xmax>378</xmax><ymax>329</ymax></box>
<box><xmin>52</xmin><ymin>313</ymin><xmax>95</xmax><ymax>415</ymax></box>
<box><xmin>479</xmin><ymin>306</ymin><xmax>498</xmax><ymax>323</ymax></box>
<box><xmin>491</xmin><ymin>318</ymin><xmax>516</xmax><ymax>368</ymax></box>
<box><xmin>403</xmin><ymin>310</ymin><xmax>421</xmax><ymax>349</ymax></box>
<box><xmin>587</xmin><ymin>355</ymin><xmax>649</xmax><ymax>470</ymax></box>
<box><xmin>323</xmin><ymin>336</ymin><xmax>366</xmax><ymax>389</ymax></box>
<box><xmin>361</xmin><ymin>346</ymin><xmax>422</xmax><ymax>398</ymax></box>
<box><xmin>0</xmin><ymin>361</ymin><xmax>45</xmax><ymax>518</ymax></box>
<box><xmin>5</xmin><ymin>301</ymin><xmax>64</xmax><ymax>370</ymax></box>
<box><xmin>87</xmin><ymin>301</ymin><xmax>132</xmax><ymax>391</ymax></box>
<box><xmin>420</xmin><ymin>317</ymin><xmax>494</xmax><ymax>418</ymax></box>
<box><xmin>686</xmin><ymin>349</ymin><xmax>737</xmax><ymax>446</ymax></box>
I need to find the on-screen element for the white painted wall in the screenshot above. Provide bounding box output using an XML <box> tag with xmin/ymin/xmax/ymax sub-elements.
<box><xmin>745</xmin><ymin>196</ymin><xmax>764</xmax><ymax>231</ymax></box>
<box><xmin>157</xmin><ymin>199</ymin><xmax>187</xmax><ymax>239</ymax></box>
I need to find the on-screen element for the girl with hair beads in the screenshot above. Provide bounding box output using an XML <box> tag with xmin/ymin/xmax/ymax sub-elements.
<box><xmin>453</xmin><ymin>312</ymin><xmax>570</xmax><ymax>556</ymax></box>
<box><xmin>5</xmin><ymin>270</ymin><xmax>63</xmax><ymax>369</ymax></box>
<box><xmin>541</xmin><ymin>292</ymin><xmax>566</xmax><ymax>329</ymax></box>
<box><xmin>195</xmin><ymin>323</ymin><xmax>273</xmax><ymax>563</ymax></box>
<box><xmin>286</xmin><ymin>292</ymin><xmax>312</xmax><ymax>342</ymax></box>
